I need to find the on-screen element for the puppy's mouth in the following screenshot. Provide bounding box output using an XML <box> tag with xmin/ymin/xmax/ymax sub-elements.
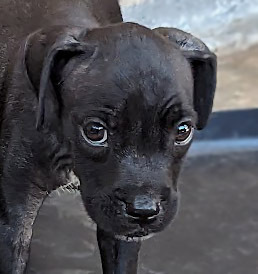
<box><xmin>82</xmin><ymin>191</ymin><xmax>178</xmax><ymax>239</ymax></box>
<box><xmin>126</xmin><ymin>215</ymin><xmax>158</xmax><ymax>225</ymax></box>
<box><xmin>111</xmin><ymin>202</ymin><xmax>172</xmax><ymax>239</ymax></box>
<box><xmin>115</xmin><ymin>232</ymin><xmax>155</xmax><ymax>242</ymax></box>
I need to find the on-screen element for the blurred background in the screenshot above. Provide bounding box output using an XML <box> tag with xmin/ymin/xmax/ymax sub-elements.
<box><xmin>28</xmin><ymin>1</ymin><xmax>258</xmax><ymax>273</ymax></box>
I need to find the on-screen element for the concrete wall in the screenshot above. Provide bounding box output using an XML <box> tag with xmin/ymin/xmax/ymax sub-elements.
<box><xmin>120</xmin><ymin>0</ymin><xmax>258</xmax><ymax>53</ymax></box>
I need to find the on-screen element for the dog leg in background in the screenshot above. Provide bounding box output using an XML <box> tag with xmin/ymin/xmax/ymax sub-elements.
<box><xmin>97</xmin><ymin>228</ymin><xmax>141</xmax><ymax>274</ymax></box>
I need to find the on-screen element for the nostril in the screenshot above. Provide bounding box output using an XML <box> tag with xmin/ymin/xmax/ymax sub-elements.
<box><xmin>126</xmin><ymin>196</ymin><xmax>160</xmax><ymax>219</ymax></box>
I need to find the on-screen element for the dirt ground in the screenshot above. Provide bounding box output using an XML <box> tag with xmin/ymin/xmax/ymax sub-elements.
<box><xmin>216</xmin><ymin>47</ymin><xmax>258</xmax><ymax>111</ymax></box>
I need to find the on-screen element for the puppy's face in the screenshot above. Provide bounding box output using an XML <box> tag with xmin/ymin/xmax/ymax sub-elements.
<box><xmin>60</xmin><ymin>24</ymin><xmax>196</xmax><ymax>238</ymax></box>
<box><xmin>25</xmin><ymin>23</ymin><xmax>216</xmax><ymax>239</ymax></box>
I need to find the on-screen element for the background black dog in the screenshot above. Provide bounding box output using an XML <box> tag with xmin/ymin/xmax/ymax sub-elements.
<box><xmin>0</xmin><ymin>0</ymin><xmax>216</xmax><ymax>273</ymax></box>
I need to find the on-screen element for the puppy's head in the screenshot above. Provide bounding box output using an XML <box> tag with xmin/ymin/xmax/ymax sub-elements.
<box><xmin>24</xmin><ymin>23</ymin><xmax>216</xmax><ymax>239</ymax></box>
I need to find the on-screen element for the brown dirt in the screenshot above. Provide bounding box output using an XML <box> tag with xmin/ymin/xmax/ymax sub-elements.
<box><xmin>215</xmin><ymin>46</ymin><xmax>258</xmax><ymax>111</ymax></box>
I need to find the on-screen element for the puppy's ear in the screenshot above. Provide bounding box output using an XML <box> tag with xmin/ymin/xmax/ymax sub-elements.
<box><xmin>153</xmin><ymin>27</ymin><xmax>217</xmax><ymax>130</ymax></box>
<box><xmin>24</xmin><ymin>26</ymin><xmax>95</xmax><ymax>131</ymax></box>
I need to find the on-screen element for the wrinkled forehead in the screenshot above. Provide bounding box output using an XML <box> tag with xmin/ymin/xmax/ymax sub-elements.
<box><xmin>63</xmin><ymin>24</ymin><xmax>194</xmax><ymax>117</ymax></box>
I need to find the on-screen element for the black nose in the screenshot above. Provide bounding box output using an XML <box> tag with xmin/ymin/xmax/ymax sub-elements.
<box><xmin>126</xmin><ymin>196</ymin><xmax>160</xmax><ymax>219</ymax></box>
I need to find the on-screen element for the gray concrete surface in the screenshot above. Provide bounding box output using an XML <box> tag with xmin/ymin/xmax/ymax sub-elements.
<box><xmin>28</xmin><ymin>150</ymin><xmax>258</xmax><ymax>274</ymax></box>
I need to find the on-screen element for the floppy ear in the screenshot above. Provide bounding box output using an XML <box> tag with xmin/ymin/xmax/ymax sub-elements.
<box><xmin>153</xmin><ymin>27</ymin><xmax>217</xmax><ymax>130</ymax></box>
<box><xmin>24</xmin><ymin>26</ymin><xmax>95</xmax><ymax>131</ymax></box>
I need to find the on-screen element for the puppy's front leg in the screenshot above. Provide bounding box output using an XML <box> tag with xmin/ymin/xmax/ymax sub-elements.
<box><xmin>0</xmin><ymin>181</ymin><xmax>47</xmax><ymax>274</ymax></box>
<box><xmin>97</xmin><ymin>228</ymin><xmax>141</xmax><ymax>274</ymax></box>
<box><xmin>12</xmin><ymin>190</ymin><xmax>47</xmax><ymax>274</ymax></box>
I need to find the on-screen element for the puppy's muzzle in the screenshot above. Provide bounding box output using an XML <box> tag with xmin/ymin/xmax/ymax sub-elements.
<box><xmin>115</xmin><ymin>187</ymin><xmax>170</xmax><ymax>224</ymax></box>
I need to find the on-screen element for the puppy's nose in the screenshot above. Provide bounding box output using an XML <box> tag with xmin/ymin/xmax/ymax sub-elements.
<box><xmin>126</xmin><ymin>196</ymin><xmax>160</xmax><ymax>219</ymax></box>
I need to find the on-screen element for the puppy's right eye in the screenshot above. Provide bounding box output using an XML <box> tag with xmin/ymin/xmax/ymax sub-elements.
<box><xmin>175</xmin><ymin>121</ymin><xmax>194</xmax><ymax>146</ymax></box>
<box><xmin>80</xmin><ymin>121</ymin><xmax>108</xmax><ymax>147</ymax></box>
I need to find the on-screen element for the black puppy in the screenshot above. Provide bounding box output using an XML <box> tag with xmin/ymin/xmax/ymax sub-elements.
<box><xmin>0</xmin><ymin>0</ymin><xmax>217</xmax><ymax>273</ymax></box>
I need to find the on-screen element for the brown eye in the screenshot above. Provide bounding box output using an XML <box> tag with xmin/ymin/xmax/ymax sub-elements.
<box><xmin>80</xmin><ymin>121</ymin><xmax>108</xmax><ymax>147</ymax></box>
<box><xmin>175</xmin><ymin>121</ymin><xmax>194</xmax><ymax>145</ymax></box>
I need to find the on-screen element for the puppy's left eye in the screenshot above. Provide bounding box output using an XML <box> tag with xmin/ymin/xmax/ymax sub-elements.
<box><xmin>175</xmin><ymin>121</ymin><xmax>194</xmax><ymax>145</ymax></box>
<box><xmin>80</xmin><ymin>121</ymin><xmax>108</xmax><ymax>147</ymax></box>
